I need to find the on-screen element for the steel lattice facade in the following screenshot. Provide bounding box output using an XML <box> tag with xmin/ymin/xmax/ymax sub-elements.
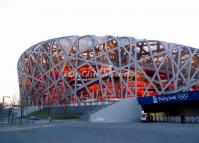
<box><xmin>17</xmin><ymin>35</ymin><xmax>199</xmax><ymax>106</ymax></box>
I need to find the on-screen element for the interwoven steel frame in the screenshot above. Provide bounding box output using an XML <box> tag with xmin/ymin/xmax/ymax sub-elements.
<box><xmin>17</xmin><ymin>35</ymin><xmax>199</xmax><ymax>106</ymax></box>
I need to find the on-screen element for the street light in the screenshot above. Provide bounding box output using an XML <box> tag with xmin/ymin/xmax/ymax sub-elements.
<box><xmin>2</xmin><ymin>96</ymin><xmax>10</xmax><ymax>107</ymax></box>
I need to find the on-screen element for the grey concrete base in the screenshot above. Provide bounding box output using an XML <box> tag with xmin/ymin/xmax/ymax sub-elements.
<box><xmin>89</xmin><ymin>98</ymin><xmax>141</xmax><ymax>122</ymax></box>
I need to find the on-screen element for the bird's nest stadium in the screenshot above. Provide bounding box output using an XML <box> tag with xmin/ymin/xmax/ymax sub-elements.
<box><xmin>17</xmin><ymin>35</ymin><xmax>199</xmax><ymax>121</ymax></box>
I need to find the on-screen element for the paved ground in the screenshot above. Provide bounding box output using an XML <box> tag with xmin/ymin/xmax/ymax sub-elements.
<box><xmin>0</xmin><ymin>120</ymin><xmax>199</xmax><ymax>143</ymax></box>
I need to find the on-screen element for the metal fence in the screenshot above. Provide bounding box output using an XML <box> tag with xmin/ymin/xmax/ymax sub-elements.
<box><xmin>150</xmin><ymin>115</ymin><xmax>199</xmax><ymax>123</ymax></box>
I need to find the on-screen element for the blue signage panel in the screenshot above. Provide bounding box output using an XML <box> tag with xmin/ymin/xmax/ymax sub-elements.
<box><xmin>137</xmin><ymin>90</ymin><xmax>199</xmax><ymax>105</ymax></box>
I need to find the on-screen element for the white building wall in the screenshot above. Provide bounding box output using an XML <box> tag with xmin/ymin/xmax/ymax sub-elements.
<box><xmin>89</xmin><ymin>98</ymin><xmax>141</xmax><ymax>122</ymax></box>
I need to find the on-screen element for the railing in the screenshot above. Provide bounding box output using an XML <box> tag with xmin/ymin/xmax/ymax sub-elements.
<box><xmin>148</xmin><ymin>115</ymin><xmax>199</xmax><ymax>123</ymax></box>
<box><xmin>0</xmin><ymin>118</ymin><xmax>22</xmax><ymax>126</ymax></box>
<box><xmin>0</xmin><ymin>117</ymin><xmax>39</xmax><ymax>127</ymax></box>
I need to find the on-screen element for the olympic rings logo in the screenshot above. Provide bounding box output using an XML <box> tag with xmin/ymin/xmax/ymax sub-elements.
<box><xmin>177</xmin><ymin>93</ymin><xmax>188</xmax><ymax>100</ymax></box>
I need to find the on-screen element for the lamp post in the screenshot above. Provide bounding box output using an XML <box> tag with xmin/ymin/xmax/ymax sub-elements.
<box><xmin>2</xmin><ymin>96</ymin><xmax>10</xmax><ymax>107</ymax></box>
